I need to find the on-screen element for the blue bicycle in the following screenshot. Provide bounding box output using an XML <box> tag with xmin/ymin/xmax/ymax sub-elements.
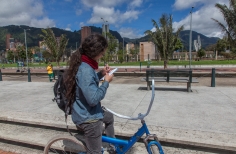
<box><xmin>44</xmin><ymin>80</ymin><xmax>164</xmax><ymax>154</ymax></box>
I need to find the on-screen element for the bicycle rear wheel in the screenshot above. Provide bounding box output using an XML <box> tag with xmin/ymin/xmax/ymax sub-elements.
<box><xmin>43</xmin><ymin>135</ymin><xmax>87</xmax><ymax>154</ymax></box>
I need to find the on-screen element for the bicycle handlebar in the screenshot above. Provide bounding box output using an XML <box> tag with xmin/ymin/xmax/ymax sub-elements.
<box><xmin>103</xmin><ymin>79</ymin><xmax>155</xmax><ymax>120</ymax></box>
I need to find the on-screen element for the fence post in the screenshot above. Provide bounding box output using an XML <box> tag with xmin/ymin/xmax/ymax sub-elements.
<box><xmin>0</xmin><ymin>69</ymin><xmax>2</xmax><ymax>81</ymax></box>
<box><xmin>140</xmin><ymin>62</ymin><xmax>142</xmax><ymax>72</ymax></box>
<box><xmin>16</xmin><ymin>62</ymin><xmax>20</xmax><ymax>72</ymax></box>
<box><xmin>28</xmin><ymin>68</ymin><xmax>31</xmax><ymax>82</ymax></box>
<box><xmin>167</xmin><ymin>70</ymin><xmax>170</xmax><ymax>82</ymax></box>
<box><xmin>189</xmin><ymin>70</ymin><xmax>192</xmax><ymax>83</ymax></box>
<box><xmin>211</xmin><ymin>68</ymin><xmax>215</xmax><ymax>87</ymax></box>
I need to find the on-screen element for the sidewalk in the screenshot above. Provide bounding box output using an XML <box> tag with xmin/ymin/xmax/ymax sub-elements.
<box><xmin>0</xmin><ymin>81</ymin><xmax>236</xmax><ymax>151</ymax></box>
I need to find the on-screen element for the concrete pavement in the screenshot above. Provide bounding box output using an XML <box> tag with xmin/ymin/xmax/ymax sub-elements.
<box><xmin>0</xmin><ymin>81</ymin><xmax>236</xmax><ymax>151</ymax></box>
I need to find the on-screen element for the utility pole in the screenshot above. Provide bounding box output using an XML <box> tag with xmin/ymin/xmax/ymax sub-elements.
<box><xmin>189</xmin><ymin>7</ymin><xmax>194</xmax><ymax>69</ymax></box>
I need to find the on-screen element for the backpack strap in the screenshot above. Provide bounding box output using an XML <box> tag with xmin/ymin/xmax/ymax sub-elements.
<box><xmin>55</xmin><ymin>76</ymin><xmax>62</xmax><ymax>104</ymax></box>
<box><xmin>65</xmin><ymin>105</ymin><xmax>73</xmax><ymax>136</ymax></box>
<box><xmin>65</xmin><ymin>113</ymin><xmax>73</xmax><ymax>136</ymax></box>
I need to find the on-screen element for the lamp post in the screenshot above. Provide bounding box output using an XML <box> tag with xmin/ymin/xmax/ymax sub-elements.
<box><xmin>101</xmin><ymin>18</ymin><xmax>108</xmax><ymax>66</ymax></box>
<box><xmin>189</xmin><ymin>7</ymin><xmax>194</xmax><ymax>69</ymax></box>
<box><xmin>24</xmin><ymin>29</ymin><xmax>29</xmax><ymax>70</ymax></box>
<box><xmin>76</xmin><ymin>42</ymin><xmax>77</xmax><ymax>50</ymax></box>
<box><xmin>101</xmin><ymin>17</ymin><xmax>108</xmax><ymax>39</ymax></box>
<box><xmin>123</xmin><ymin>37</ymin><xmax>124</xmax><ymax>60</ymax></box>
<box><xmin>23</xmin><ymin>28</ymin><xmax>31</xmax><ymax>82</ymax></box>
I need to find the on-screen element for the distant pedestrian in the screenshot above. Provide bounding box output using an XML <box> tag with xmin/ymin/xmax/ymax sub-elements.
<box><xmin>46</xmin><ymin>63</ymin><xmax>54</xmax><ymax>82</ymax></box>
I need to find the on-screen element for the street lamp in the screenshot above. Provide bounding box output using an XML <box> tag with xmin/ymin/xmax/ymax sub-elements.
<box><xmin>19</xmin><ymin>26</ymin><xmax>31</xmax><ymax>82</ymax></box>
<box><xmin>24</xmin><ymin>29</ymin><xmax>30</xmax><ymax>70</ymax></box>
<box><xmin>189</xmin><ymin>7</ymin><xmax>194</xmax><ymax>69</ymax></box>
<box><xmin>101</xmin><ymin>17</ymin><xmax>108</xmax><ymax>39</ymax></box>
<box><xmin>123</xmin><ymin>37</ymin><xmax>124</xmax><ymax>60</ymax></box>
<box><xmin>101</xmin><ymin>18</ymin><xmax>108</xmax><ymax>66</ymax></box>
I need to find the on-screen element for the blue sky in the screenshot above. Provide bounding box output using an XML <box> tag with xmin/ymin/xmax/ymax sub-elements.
<box><xmin>0</xmin><ymin>0</ymin><xmax>227</xmax><ymax>39</ymax></box>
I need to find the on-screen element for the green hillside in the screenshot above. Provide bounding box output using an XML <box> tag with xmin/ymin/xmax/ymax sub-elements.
<box><xmin>0</xmin><ymin>25</ymin><xmax>219</xmax><ymax>51</ymax></box>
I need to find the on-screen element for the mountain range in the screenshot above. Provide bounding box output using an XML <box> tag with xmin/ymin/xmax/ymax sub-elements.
<box><xmin>0</xmin><ymin>25</ymin><xmax>219</xmax><ymax>51</ymax></box>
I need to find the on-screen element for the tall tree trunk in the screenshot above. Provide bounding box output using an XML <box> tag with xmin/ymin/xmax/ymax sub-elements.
<box><xmin>164</xmin><ymin>60</ymin><xmax>167</xmax><ymax>69</ymax></box>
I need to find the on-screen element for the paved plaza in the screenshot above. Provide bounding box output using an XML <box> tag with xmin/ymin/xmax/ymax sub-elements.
<box><xmin>0</xmin><ymin>76</ymin><xmax>236</xmax><ymax>151</ymax></box>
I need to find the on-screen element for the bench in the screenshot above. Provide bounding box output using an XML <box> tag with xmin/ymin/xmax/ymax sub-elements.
<box><xmin>141</xmin><ymin>69</ymin><xmax>199</xmax><ymax>92</ymax></box>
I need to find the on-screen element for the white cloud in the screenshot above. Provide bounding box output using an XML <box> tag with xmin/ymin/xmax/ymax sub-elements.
<box><xmin>31</xmin><ymin>17</ymin><xmax>55</xmax><ymax>28</ymax></box>
<box><xmin>80</xmin><ymin>22</ymin><xmax>85</xmax><ymax>27</ymax></box>
<box><xmin>173</xmin><ymin>0</ymin><xmax>227</xmax><ymax>38</ymax></box>
<box><xmin>87</xmin><ymin>6</ymin><xmax>140</xmax><ymax>25</ymax></box>
<box><xmin>119</xmin><ymin>27</ymin><xmax>142</xmax><ymax>38</ymax></box>
<box><xmin>81</xmin><ymin>0</ymin><xmax>143</xmax><ymax>38</ymax></box>
<box><xmin>129</xmin><ymin>0</ymin><xmax>143</xmax><ymax>8</ymax></box>
<box><xmin>173</xmin><ymin>0</ymin><xmax>226</xmax><ymax>10</ymax></box>
<box><xmin>81</xmin><ymin>0</ymin><xmax>125</xmax><ymax>8</ymax></box>
<box><xmin>80</xmin><ymin>0</ymin><xmax>142</xmax><ymax>26</ymax></box>
<box><xmin>64</xmin><ymin>24</ymin><xmax>72</xmax><ymax>31</ymax></box>
<box><xmin>0</xmin><ymin>0</ymin><xmax>55</xmax><ymax>28</ymax></box>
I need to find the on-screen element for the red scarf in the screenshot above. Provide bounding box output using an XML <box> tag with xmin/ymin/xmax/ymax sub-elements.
<box><xmin>81</xmin><ymin>55</ymin><xmax>98</xmax><ymax>70</ymax></box>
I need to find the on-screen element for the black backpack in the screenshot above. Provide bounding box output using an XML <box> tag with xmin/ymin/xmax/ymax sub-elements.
<box><xmin>52</xmin><ymin>70</ymin><xmax>71</xmax><ymax>117</ymax></box>
<box><xmin>52</xmin><ymin>70</ymin><xmax>74</xmax><ymax>135</ymax></box>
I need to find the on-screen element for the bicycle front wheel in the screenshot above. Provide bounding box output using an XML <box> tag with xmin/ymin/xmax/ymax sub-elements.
<box><xmin>150</xmin><ymin>144</ymin><xmax>159</xmax><ymax>154</ymax></box>
<box><xmin>44</xmin><ymin>135</ymin><xmax>87</xmax><ymax>154</ymax></box>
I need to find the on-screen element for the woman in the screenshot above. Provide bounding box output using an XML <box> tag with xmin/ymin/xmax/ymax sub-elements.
<box><xmin>64</xmin><ymin>34</ymin><xmax>115</xmax><ymax>154</ymax></box>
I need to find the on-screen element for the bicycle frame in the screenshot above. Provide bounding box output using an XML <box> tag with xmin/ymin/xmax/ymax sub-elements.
<box><xmin>101</xmin><ymin>120</ymin><xmax>164</xmax><ymax>154</ymax></box>
<box><xmin>101</xmin><ymin>79</ymin><xmax>164</xmax><ymax>154</ymax></box>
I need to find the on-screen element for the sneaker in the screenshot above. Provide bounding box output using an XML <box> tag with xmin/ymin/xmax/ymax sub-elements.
<box><xmin>107</xmin><ymin>144</ymin><xmax>116</xmax><ymax>154</ymax></box>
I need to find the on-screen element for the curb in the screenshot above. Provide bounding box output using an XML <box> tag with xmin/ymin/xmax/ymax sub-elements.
<box><xmin>1</xmin><ymin>72</ymin><xmax>236</xmax><ymax>77</ymax></box>
<box><xmin>0</xmin><ymin>116</ymin><xmax>235</xmax><ymax>152</ymax></box>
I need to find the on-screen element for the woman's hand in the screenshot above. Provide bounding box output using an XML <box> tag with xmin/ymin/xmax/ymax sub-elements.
<box><xmin>104</xmin><ymin>73</ymin><xmax>113</xmax><ymax>83</ymax></box>
<box><xmin>101</xmin><ymin>64</ymin><xmax>111</xmax><ymax>76</ymax></box>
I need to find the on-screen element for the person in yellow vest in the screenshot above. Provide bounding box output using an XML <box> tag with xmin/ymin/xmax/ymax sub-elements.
<box><xmin>46</xmin><ymin>63</ymin><xmax>54</xmax><ymax>82</ymax></box>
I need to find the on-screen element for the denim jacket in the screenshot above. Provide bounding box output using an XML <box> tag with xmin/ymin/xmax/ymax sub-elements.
<box><xmin>71</xmin><ymin>62</ymin><xmax>109</xmax><ymax>125</ymax></box>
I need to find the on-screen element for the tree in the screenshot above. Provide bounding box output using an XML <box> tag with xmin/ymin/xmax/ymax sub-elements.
<box><xmin>145</xmin><ymin>14</ymin><xmax>184</xmax><ymax>69</ymax></box>
<box><xmin>39</xmin><ymin>28</ymin><xmax>69</xmax><ymax>66</ymax></box>
<box><xmin>216</xmin><ymin>37</ymin><xmax>229</xmax><ymax>53</ymax></box>
<box><xmin>129</xmin><ymin>44</ymin><xmax>139</xmax><ymax>61</ymax></box>
<box><xmin>16</xmin><ymin>46</ymin><xmax>25</xmax><ymax>61</ymax></box>
<box><xmin>174</xmin><ymin>38</ymin><xmax>184</xmax><ymax>51</ymax></box>
<box><xmin>32</xmin><ymin>46</ymin><xmax>41</xmax><ymax>61</ymax></box>
<box><xmin>106</xmin><ymin>33</ymin><xmax>118</xmax><ymax>62</ymax></box>
<box><xmin>221</xmin><ymin>52</ymin><xmax>232</xmax><ymax>60</ymax></box>
<box><xmin>205</xmin><ymin>44</ymin><xmax>216</xmax><ymax>51</ymax></box>
<box><xmin>117</xmin><ymin>49</ymin><xmax>124</xmax><ymax>63</ymax></box>
<box><xmin>7</xmin><ymin>50</ymin><xmax>14</xmax><ymax>62</ymax></box>
<box><xmin>197</xmin><ymin>49</ymin><xmax>206</xmax><ymax>60</ymax></box>
<box><xmin>42</xmin><ymin>50</ymin><xmax>53</xmax><ymax>63</ymax></box>
<box><xmin>212</xmin><ymin>0</ymin><xmax>236</xmax><ymax>49</ymax></box>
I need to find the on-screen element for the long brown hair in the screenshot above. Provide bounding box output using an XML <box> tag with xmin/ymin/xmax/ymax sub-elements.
<box><xmin>64</xmin><ymin>34</ymin><xmax>108</xmax><ymax>108</ymax></box>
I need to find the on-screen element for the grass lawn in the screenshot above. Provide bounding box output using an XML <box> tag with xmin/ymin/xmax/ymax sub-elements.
<box><xmin>1</xmin><ymin>60</ymin><xmax>236</xmax><ymax>68</ymax></box>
